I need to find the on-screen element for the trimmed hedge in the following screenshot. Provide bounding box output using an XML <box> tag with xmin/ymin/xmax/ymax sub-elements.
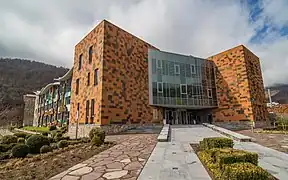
<box><xmin>40</xmin><ymin>145</ymin><xmax>53</xmax><ymax>154</ymax></box>
<box><xmin>0</xmin><ymin>144</ymin><xmax>10</xmax><ymax>152</ymax></box>
<box><xmin>200</xmin><ymin>137</ymin><xmax>233</xmax><ymax>150</ymax></box>
<box><xmin>11</xmin><ymin>144</ymin><xmax>30</xmax><ymax>158</ymax></box>
<box><xmin>198</xmin><ymin>148</ymin><xmax>268</xmax><ymax>180</ymax></box>
<box><xmin>57</xmin><ymin>140</ymin><xmax>68</xmax><ymax>148</ymax></box>
<box><xmin>215</xmin><ymin>149</ymin><xmax>258</xmax><ymax>167</ymax></box>
<box><xmin>1</xmin><ymin>135</ymin><xmax>18</xmax><ymax>144</ymax></box>
<box><xmin>14</xmin><ymin>132</ymin><xmax>28</xmax><ymax>138</ymax></box>
<box><xmin>25</xmin><ymin>134</ymin><xmax>33</xmax><ymax>140</ymax></box>
<box><xmin>26</xmin><ymin>135</ymin><xmax>50</xmax><ymax>154</ymax></box>
<box><xmin>49</xmin><ymin>125</ymin><xmax>57</xmax><ymax>131</ymax></box>
<box><xmin>89</xmin><ymin>127</ymin><xmax>105</xmax><ymax>142</ymax></box>
<box><xmin>222</xmin><ymin>162</ymin><xmax>269</xmax><ymax>180</ymax></box>
<box><xmin>17</xmin><ymin>138</ymin><xmax>25</xmax><ymax>144</ymax></box>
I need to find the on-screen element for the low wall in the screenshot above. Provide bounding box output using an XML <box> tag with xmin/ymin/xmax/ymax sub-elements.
<box><xmin>68</xmin><ymin>123</ymin><xmax>161</xmax><ymax>139</ymax></box>
<box><xmin>214</xmin><ymin>120</ymin><xmax>268</xmax><ymax>130</ymax></box>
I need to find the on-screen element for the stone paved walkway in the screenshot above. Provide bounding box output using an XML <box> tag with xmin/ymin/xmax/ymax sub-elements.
<box><xmin>49</xmin><ymin>134</ymin><xmax>157</xmax><ymax>180</ymax></box>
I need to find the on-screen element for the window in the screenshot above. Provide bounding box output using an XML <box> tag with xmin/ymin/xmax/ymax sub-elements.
<box><xmin>157</xmin><ymin>59</ymin><xmax>162</xmax><ymax>68</ymax></box>
<box><xmin>88</xmin><ymin>46</ymin><xmax>93</xmax><ymax>64</ymax></box>
<box><xmin>181</xmin><ymin>84</ymin><xmax>187</xmax><ymax>94</ymax></box>
<box><xmin>157</xmin><ymin>82</ymin><xmax>163</xmax><ymax>93</ymax></box>
<box><xmin>208</xmin><ymin>89</ymin><xmax>212</xmax><ymax>98</ymax></box>
<box><xmin>174</xmin><ymin>64</ymin><xmax>180</xmax><ymax>74</ymax></box>
<box><xmin>76</xmin><ymin>79</ymin><xmax>79</xmax><ymax>95</ymax></box>
<box><xmin>77</xmin><ymin>103</ymin><xmax>80</xmax><ymax>120</ymax></box>
<box><xmin>94</xmin><ymin>69</ymin><xmax>98</xmax><ymax>86</ymax></box>
<box><xmin>78</xmin><ymin>54</ymin><xmax>82</xmax><ymax>70</ymax></box>
<box><xmin>90</xmin><ymin>99</ymin><xmax>95</xmax><ymax>123</ymax></box>
<box><xmin>191</xmin><ymin>64</ymin><xmax>196</xmax><ymax>74</ymax></box>
<box><xmin>85</xmin><ymin>100</ymin><xmax>89</xmax><ymax>124</ymax></box>
<box><xmin>87</xmin><ymin>72</ymin><xmax>90</xmax><ymax>86</ymax></box>
<box><xmin>153</xmin><ymin>109</ymin><xmax>158</xmax><ymax>119</ymax></box>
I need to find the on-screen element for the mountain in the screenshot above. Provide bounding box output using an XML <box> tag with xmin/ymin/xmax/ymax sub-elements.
<box><xmin>0</xmin><ymin>58</ymin><xmax>69</xmax><ymax>126</ymax></box>
<box><xmin>265</xmin><ymin>84</ymin><xmax>288</xmax><ymax>104</ymax></box>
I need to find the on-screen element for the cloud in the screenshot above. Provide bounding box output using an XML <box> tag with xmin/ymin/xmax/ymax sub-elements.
<box><xmin>0</xmin><ymin>0</ymin><xmax>287</xmax><ymax>86</ymax></box>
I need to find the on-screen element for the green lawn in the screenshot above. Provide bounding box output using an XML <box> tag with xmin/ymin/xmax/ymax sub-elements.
<box><xmin>22</xmin><ymin>126</ymin><xmax>50</xmax><ymax>133</ymax></box>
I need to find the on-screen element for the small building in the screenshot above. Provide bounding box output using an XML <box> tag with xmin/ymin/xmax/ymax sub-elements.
<box><xmin>23</xmin><ymin>94</ymin><xmax>37</xmax><ymax>126</ymax></box>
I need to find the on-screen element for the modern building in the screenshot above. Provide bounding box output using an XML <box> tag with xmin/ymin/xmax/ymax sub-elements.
<box><xmin>33</xmin><ymin>68</ymin><xmax>72</xmax><ymax>126</ymax></box>
<box><xmin>67</xmin><ymin>20</ymin><xmax>267</xmax><ymax>137</ymax></box>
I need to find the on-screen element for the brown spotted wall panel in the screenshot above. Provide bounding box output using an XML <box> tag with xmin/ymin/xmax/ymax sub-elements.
<box><xmin>209</xmin><ymin>45</ymin><xmax>254</xmax><ymax>122</ymax></box>
<box><xmin>70</xmin><ymin>21</ymin><xmax>105</xmax><ymax>125</ymax></box>
<box><xmin>101</xmin><ymin>21</ymin><xmax>158</xmax><ymax>125</ymax></box>
<box><xmin>243</xmin><ymin>47</ymin><xmax>268</xmax><ymax>122</ymax></box>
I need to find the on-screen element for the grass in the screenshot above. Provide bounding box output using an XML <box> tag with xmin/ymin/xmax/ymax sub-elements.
<box><xmin>22</xmin><ymin>126</ymin><xmax>50</xmax><ymax>133</ymax></box>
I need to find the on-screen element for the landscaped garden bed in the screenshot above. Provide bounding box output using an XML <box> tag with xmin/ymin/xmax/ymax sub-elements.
<box><xmin>191</xmin><ymin>137</ymin><xmax>278</xmax><ymax>180</ymax></box>
<box><xmin>0</xmin><ymin>126</ymin><xmax>115</xmax><ymax>180</ymax></box>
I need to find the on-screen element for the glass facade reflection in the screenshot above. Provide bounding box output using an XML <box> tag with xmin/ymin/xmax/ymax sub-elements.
<box><xmin>148</xmin><ymin>49</ymin><xmax>217</xmax><ymax>108</ymax></box>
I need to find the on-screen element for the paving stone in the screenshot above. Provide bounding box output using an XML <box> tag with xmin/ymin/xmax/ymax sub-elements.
<box><xmin>92</xmin><ymin>166</ymin><xmax>106</xmax><ymax>173</ymax></box>
<box><xmin>120</xmin><ymin>158</ymin><xmax>131</xmax><ymax>163</ymax></box>
<box><xmin>106</xmin><ymin>162</ymin><xmax>124</xmax><ymax>169</ymax></box>
<box><xmin>138</xmin><ymin>158</ymin><xmax>145</xmax><ymax>162</ymax></box>
<box><xmin>80</xmin><ymin>171</ymin><xmax>102</xmax><ymax>180</ymax></box>
<box><xmin>50</xmin><ymin>170</ymin><xmax>70</xmax><ymax>179</ymax></box>
<box><xmin>69</xmin><ymin>163</ymin><xmax>87</xmax><ymax>171</ymax></box>
<box><xmin>62</xmin><ymin>175</ymin><xmax>80</xmax><ymax>180</ymax></box>
<box><xmin>90</xmin><ymin>160</ymin><xmax>114</xmax><ymax>167</ymax></box>
<box><xmin>105</xmin><ymin>168</ymin><xmax>122</xmax><ymax>172</ymax></box>
<box><xmin>102</xmin><ymin>170</ymin><xmax>128</xmax><ymax>179</ymax></box>
<box><xmin>115</xmin><ymin>154</ymin><xmax>130</xmax><ymax>161</ymax></box>
<box><xmin>69</xmin><ymin>167</ymin><xmax>93</xmax><ymax>176</ymax></box>
<box><xmin>124</xmin><ymin>161</ymin><xmax>142</xmax><ymax>171</ymax></box>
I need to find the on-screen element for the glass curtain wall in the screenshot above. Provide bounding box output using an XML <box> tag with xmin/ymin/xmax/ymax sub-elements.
<box><xmin>149</xmin><ymin>49</ymin><xmax>217</xmax><ymax>107</ymax></box>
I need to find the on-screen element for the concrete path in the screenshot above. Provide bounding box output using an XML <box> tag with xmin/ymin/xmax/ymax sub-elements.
<box><xmin>49</xmin><ymin>134</ymin><xmax>157</xmax><ymax>180</ymax></box>
<box><xmin>138</xmin><ymin>125</ymin><xmax>212</xmax><ymax>180</ymax></box>
<box><xmin>139</xmin><ymin>125</ymin><xmax>288</xmax><ymax>180</ymax></box>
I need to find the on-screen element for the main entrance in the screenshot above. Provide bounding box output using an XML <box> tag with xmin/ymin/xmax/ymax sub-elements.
<box><xmin>164</xmin><ymin>109</ymin><xmax>212</xmax><ymax>125</ymax></box>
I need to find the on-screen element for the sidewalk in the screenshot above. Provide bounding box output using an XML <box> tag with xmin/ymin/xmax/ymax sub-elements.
<box><xmin>49</xmin><ymin>134</ymin><xmax>157</xmax><ymax>180</ymax></box>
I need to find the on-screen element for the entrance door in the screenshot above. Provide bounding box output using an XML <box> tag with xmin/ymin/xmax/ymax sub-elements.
<box><xmin>165</xmin><ymin>110</ymin><xmax>175</xmax><ymax>125</ymax></box>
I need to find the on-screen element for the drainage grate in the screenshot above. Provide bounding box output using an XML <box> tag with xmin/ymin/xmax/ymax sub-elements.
<box><xmin>172</xmin><ymin>167</ymin><xmax>178</xmax><ymax>170</ymax></box>
<box><xmin>172</xmin><ymin>152</ymin><xmax>176</xmax><ymax>154</ymax></box>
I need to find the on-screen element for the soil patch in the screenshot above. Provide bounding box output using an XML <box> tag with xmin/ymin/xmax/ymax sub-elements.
<box><xmin>0</xmin><ymin>142</ymin><xmax>115</xmax><ymax>180</ymax></box>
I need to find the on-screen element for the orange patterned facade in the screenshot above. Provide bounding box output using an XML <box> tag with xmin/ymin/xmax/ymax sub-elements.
<box><xmin>69</xmin><ymin>20</ymin><xmax>267</xmax><ymax>136</ymax></box>
<box><xmin>209</xmin><ymin>45</ymin><xmax>268</xmax><ymax>125</ymax></box>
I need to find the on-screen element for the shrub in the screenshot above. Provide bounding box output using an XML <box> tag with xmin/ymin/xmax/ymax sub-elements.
<box><xmin>11</xmin><ymin>144</ymin><xmax>30</xmax><ymax>158</ymax></box>
<box><xmin>0</xmin><ymin>144</ymin><xmax>10</xmax><ymax>152</ymax></box>
<box><xmin>14</xmin><ymin>132</ymin><xmax>28</xmax><ymax>138</ymax></box>
<box><xmin>49</xmin><ymin>125</ymin><xmax>57</xmax><ymax>131</ymax></box>
<box><xmin>60</xmin><ymin>126</ymin><xmax>68</xmax><ymax>133</ymax></box>
<box><xmin>17</xmin><ymin>138</ymin><xmax>25</xmax><ymax>144</ymax></box>
<box><xmin>200</xmin><ymin>137</ymin><xmax>233</xmax><ymax>150</ymax></box>
<box><xmin>0</xmin><ymin>152</ymin><xmax>10</xmax><ymax>160</ymax></box>
<box><xmin>42</xmin><ymin>132</ymin><xmax>48</xmax><ymax>136</ymax></box>
<box><xmin>47</xmin><ymin>137</ymin><xmax>54</xmax><ymax>143</ymax></box>
<box><xmin>40</xmin><ymin>145</ymin><xmax>53</xmax><ymax>154</ymax></box>
<box><xmin>81</xmin><ymin>137</ymin><xmax>90</xmax><ymax>143</ymax></box>
<box><xmin>214</xmin><ymin>148</ymin><xmax>258</xmax><ymax>168</ymax></box>
<box><xmin>91</xmin><ymin>136</ymin><xmax>103</xmax><ymax>146</ymax></box>
<box><xmin>57</xmin><ymin>140</ymin><xmax>68</xmax><ymax>148</ymax></box>
<box><xmin>25</xmin><ymin>134</ymin><xmax>32</xmax><ymax>139</ymax></box>
<box><xmin>1</xmin><ymin>135</ymin><xmax>18</xmax><ymax>144</ymax></box>
<box><xmin>26</xmin><ymin>135</ymin><xmax>50</xmax><ymax>154</ymax></box>
<box><xmin>89</xmin><ymin>127</ymin><xmax>105</xmax><ymax>142</ymax></box>
<box><xmin>222</xmin><ymin>162</ymin><xmax>269</xmax><ymax>180</ymax></box>
<box><xmin>50</xmin><ymin>130</ymin><xmax>58</xmax><ymax>139</ymax></box>
<box><xmin>50</xmin><ymin>143</ymin><xmax>58</xmax><ymax>150</ymax></box>
<box><xmin>7</xmin><ymin>143</ymin><xmax>18</xmax><ymax>149</ymax></box>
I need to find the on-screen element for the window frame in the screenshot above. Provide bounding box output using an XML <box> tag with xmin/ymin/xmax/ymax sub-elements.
<box><xmin>207</xmin><ymin>89</ymin><xmax>212</xmax><ymax>98</ymax></box>
<box><xmin>76</xmin><ymin>79</ymin><xmax>80</xmax><ymax>95</ymax></box>
<box><xmin>191</xmin><ymin>64</ymin><xmax>196</xmax><ymax>74</ymax></box>
<box><xmin>174</xmin><ymin>64</ymin><xmax>180</xmax><ymax>75</ymax></box>
<box><xmin>90</xmin><ymin>99</ymin><xmax>95</xmax><ymax>123</ymax></box>
<box><xmin>88</xmin><ymin>46</ymin><xmax>93</xmax><ymax>64</ymax></box>
<box><xmin>180</xmin><ymin>84</ymin><xmax>187</xmax><ymax>94</ymax></box>
<box><xmin>78</xmin><ymin>54</ymin><xmax>83</xmax><ymax>70</ymax></box>
<box><xmin>157</xmin><ymin>59</ymin><xmax>162</xmax><ymax>69</ymax></box>
<box><xmin>85</xmin><ymin>100</ymin><xmax>89</xmax><ymax>124</ymax></box>
<box><xmin>94</xmin><ymin>69</ymin><xmax>99</xmax><ymax>86</ymax></box>
<box><xmin>157</xmin><ymin>82</ymin><xmax>163</xmax><ymax>93</ymax></box>
<box><xmin>87</xmin><ymin>72</ymin><xmax>90</xmax><ymax>86</ymax></box>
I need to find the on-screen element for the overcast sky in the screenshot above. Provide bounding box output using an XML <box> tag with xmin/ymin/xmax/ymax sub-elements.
<box><xmin>0</xmin><ymin>0</ymin><xmax>287</xmax><ymax>86</ymax></box>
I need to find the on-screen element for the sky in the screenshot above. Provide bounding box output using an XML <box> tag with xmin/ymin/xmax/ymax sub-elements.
<box><xmin>0</xmin><ymin>0</ymin><xmax>287</xmax><ymax>86</ymax></box>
